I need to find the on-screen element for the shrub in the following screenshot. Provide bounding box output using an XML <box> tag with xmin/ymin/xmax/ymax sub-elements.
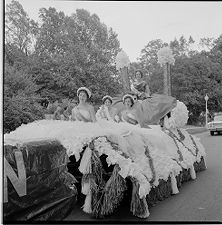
<box><xmin>4</xmin><ymin>95</ymin><xmax>44</xmax><ymax>133</ymax></box>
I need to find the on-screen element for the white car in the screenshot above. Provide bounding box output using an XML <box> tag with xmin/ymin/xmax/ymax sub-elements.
<box><xmin>207</xmin><ymin>113</ymin><xmax>222</xmax><ymax>135</ymax></box>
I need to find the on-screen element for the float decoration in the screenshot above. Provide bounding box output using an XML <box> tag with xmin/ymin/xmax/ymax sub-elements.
<box><xmin>115</xmin><ymin>50</ymin><xmax>131</xmax><ymax>93</ymax></box>
<box><xmin>157</xmin><ymin>46</ymin><xmax>175</xmax><ymax>96</ymax></box>
<box><xmin>157</xmin><ymin>46</ymin><xmax>175</xmax><ymax>66</ymax></box>
<box><xmin>4</xmin><ymin>118</ymin><xmax>207</xmax><ymax>220</ymax></box>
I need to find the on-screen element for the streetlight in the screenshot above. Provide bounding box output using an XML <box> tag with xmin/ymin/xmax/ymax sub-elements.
<box><xmin>205</xmin><ymin>94</ymin><xmax>209</xmax><ymax>127</ymax></box>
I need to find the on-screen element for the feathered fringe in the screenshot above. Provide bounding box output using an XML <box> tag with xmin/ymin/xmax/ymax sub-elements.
<box><xmin>190</xmin><ymin>164</ymin><xmax>196</xmax><ymax>179</ymax></box>
<box><xmin>130</xmin><ymin>178</ymin><xmax>150</xmax><ymax>218</ymax></box>
<box><xmin>79</xmin><ymin>146</ymin><xmax>92</xmax><ymax>174</ymax></box>
<box><xmin>90</xmin><ymin>150</ymin><xmax>106</xmax><ymax>218</ymax></box>
<box><xmin>83</xmin><ymin>189</ymin><xmax>92</xmax><ymax>213</ymax></box>
<box><xmin>81</xmin><ymin>180</ymin><xmax>90</xmax><ymax>195</ymax></box>
<box><xmin>170</xmin><ymin>172</ymin><xmax>179</xmax><ymax>194</ymax></box>
<box><xmin>100</xmin><ymin>165</ymin><xmax>127</xmax><ymax>216</ymax></box>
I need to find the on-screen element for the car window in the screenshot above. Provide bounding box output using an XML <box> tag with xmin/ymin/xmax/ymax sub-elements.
<box><xmin>214</xmin><ymin>115</ymin><xmax>222</xmax><ymax>121</ymax></box>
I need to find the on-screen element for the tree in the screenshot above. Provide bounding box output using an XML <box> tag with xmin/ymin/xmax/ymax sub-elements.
<box><xmin>139</xmin><ymin>39</ymin><xmax>168</xmax><ymax>70</ymax></box>
<box><xmin>35</xmin><ymin>7</ymin><xmax>67</xmax><ymax>56</ymax></box>
<box><xmin>137</xmin><ymin>35</ymin><xmax>222</xmax><ymax>124</ymax></box>
<box><xmin>4</xmin><ymin>62</ymin><xmax>44</xmax><ymax>133</ymax></box>
<box><xmin>170</xmin><ymin>35</ymin><xmax>197</xmax><ymax>57</ymax></box>
<box><xmin>32</xmin><ymin>8</ymin><xmax>122</xmax><ymax>103</ymax></box>
<box><xmin>199</xmin><ymin>37</ymin><xmax>216</xmax><ymax>51</ymax></box>
<box><xmin>5</xmin><ymin>0</ymin><xmax>38</xmax><ymax>55</ymax></box>
<box><xmin>171</xmin><ymin>53</ymin><xmax>222</xmax><ymax>123</ymax></box>
<box><xmin>137</xmin><ymin>39</ymin><xmax>169</xmax><ymax>94</ymax></box>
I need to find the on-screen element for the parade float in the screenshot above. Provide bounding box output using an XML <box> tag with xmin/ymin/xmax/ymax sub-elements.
<box><xmin>3</xmin><ymin>49</ymin><xmax>206</xmax><ymax>221</ymax></box>
<box><xmin>3</xmin><ymin>100</ymin><xmax>206</xmax><ymax>220</ymax></box>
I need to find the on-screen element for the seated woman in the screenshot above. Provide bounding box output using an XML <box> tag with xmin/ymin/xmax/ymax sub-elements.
<box><xmin>131</xmin><ymin>70</ymin><xmax>151</xmax><ymax>99</ymax></box>
<box><xmin>127</xmin><ymin>92</ymin><xmax>141</xmax><ymax>107</ymax></box>
<box><xmin>131</xmin><ymin>70</ymin><xmax>177</xmax><ymax>127</ymax></box>
<box><xmin>121</xmin><ymin>94</ymin><xmax>141</xmax><ymax>126</ymax></box>
<box><xmin>96</xmin><ymin>95</ymin><xmax>119</xmax><ymax>122</ymax></box>
<box><xmin>71</xmin><ymin>87</ymin><xmax>96</xmax><ymax>122</ymax></box>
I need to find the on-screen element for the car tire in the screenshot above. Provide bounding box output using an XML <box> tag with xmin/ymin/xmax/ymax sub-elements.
<box><xmin>210</xmin><ymin>131</ymin><xmax>214</xmax><ymax>136</ymax></box>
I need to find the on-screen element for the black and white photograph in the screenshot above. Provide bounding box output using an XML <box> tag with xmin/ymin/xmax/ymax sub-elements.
<box><xmin>2</xmin><ymin>0</ymin><xmax>222</xmax><ymax>223</ymax></box>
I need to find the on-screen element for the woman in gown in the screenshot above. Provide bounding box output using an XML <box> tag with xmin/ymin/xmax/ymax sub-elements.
<box><xmin>121</xmin><ymin>94</ymin><xmax>141</xmax><ymax>126</ymax></box>
<box><xmin>131</xmin><ymin>70</ymin><xmax>151</xmax><ymax>99</ymax></box>
<box><xmin>131</xmin><ymin>70</ymin><xmax>177</xmax><ymax>127</ymax></box>
<box><xmin>71</xmin><ymin>87</ymin><xmax>96</xmax><ymax>122</ymax></box>
<box><xmin>96</xmin><ymin>95</ymin><xmax>120</xmax><ymax>122</ymax></box>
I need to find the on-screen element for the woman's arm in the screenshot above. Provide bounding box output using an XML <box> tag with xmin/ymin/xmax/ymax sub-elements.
<box><xmin>131</xmin><ymin>83</ymin><xmax>140</xmax><ymax>95</ymax></box>
<box><xmin>89</xmin><ymin>105</ymin><xmax>96</xmax><ymax>122</ymax></box>
<box><xmin>121</xmin><ymin>110</ymin><xmax>138</xmax><ymax>125</ymax></box>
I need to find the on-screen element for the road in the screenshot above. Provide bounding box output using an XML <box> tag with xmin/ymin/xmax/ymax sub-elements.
<box><xmin>64</xmin><ymin>131</ymin><xmax>222</xmax><ymax>222</ymax></box>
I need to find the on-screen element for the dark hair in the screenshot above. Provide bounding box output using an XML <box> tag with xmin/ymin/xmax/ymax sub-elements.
<box><xmin>123</xmin><ymin>96</ymin><xmax>134</xmax><ymax>107</ymax></box>
<box><xmin>135</xmin><ymin>70</ymin><xmax>143</xmax><ymax>78</ymax></box>
<box><xmin>167</xmin><ymin>112</ymin><xmax>171</xmax><ymax>118</ymax></box>
<box><xmin>102</xmin><ymin>97</ymin><xmax>112</xmax><ymax>105</ymax></box>
<box><xmin>78</xmin><ymin>90</ymin><xmax>89</xmax><ymax>99</ymax></box>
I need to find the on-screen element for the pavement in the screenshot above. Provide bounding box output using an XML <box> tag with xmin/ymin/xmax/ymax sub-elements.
<box><xmin>146</xmin><ymin>131</ymin><xmax>222</xmax><ymax>221</ymax></box>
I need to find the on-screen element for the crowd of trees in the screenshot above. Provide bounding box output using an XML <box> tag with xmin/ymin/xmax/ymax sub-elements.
<box><xmin>4</xmin><ymin>0</ymin><xmax>222</xmax><ymax>133</ymax></box>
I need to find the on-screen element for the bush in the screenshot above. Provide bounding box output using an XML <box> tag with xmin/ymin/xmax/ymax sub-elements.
<box><xmin>4</xmin><ymin>96</ymin><xmax>44</xmax><ymax>134</ymax></box>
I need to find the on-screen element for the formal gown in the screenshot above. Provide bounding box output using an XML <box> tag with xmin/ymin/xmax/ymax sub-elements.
<box><xmin>72</xmin><ymin>107</ymin><xmax>93</xmax><ymax>122</ymax></box>
<box><xmin>112</xmin><ymin>81</ymin><xmax>177</xmax><ymax>127</ymax></box>
<box><xmin>121</xmin><ymin>110</ymin><xmax>140</xmax><ymax>126</ymax></box>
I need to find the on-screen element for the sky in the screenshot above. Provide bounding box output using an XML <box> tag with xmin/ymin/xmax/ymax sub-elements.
<box><xmin>5</xmin><ymin>0</ymin><xmax>222</xmax><ymax>62</ymax></box>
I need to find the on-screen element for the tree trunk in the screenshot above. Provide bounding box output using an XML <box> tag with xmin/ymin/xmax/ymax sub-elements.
<box><xmin>167</xmin><ymin>63</ymin><xmax>171</xmax><ymax>96</ymax></box>
<box><xmin>120</xmin><ymin>67</ymin><xmax>131</xmax><ymax>93</ymax></box>
<box><xmin>163</xmin><ymin>63</ymin><xmax>168</xmax><ymax>95</ymax></box>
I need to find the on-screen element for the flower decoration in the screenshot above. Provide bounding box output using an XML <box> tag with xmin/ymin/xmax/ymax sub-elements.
<box><xmin>115</xmin><ymin>50</ymin><xmax>130</xmax><ymax>70</ymax></box>
<box><xmin>157</xmin><ymin>46</ymin><xmax>175</xmax><ymax>66</ymax></box>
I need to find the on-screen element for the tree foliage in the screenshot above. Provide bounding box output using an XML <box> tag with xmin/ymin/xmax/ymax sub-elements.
<box><xmin>138</xmin><ymin>35</ymin><xmax>222</xmax><ymax>124</ymax></box>
<box><xmin>4</xmin><ymin>1</ymin><xmax>122</xmax><ymax>132</ymax></box>
<box><xmin>4</xmin><ymin>1</ymin><xmax>222</xmax><ymax>132</ymax></box>
<box><xmin>4</xmin><ymin>62</ymin><xmax>44</xmax><ymax>133</ymax></box>
<box><xmin>5</xmin><ymin>0</ymin><xmax>38</xmax><ymax>55</ymax></box>
<box><xmin>31</xmin><ymin>7</ymin><xmax>121</xmax><ymax>103</ymax></box>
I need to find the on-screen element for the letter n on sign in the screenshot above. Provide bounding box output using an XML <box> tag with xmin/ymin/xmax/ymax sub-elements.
<box><xmin>4</xmin><ymin>150</ymin><xmax>27</xmax><ymax>203</ymax></box>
